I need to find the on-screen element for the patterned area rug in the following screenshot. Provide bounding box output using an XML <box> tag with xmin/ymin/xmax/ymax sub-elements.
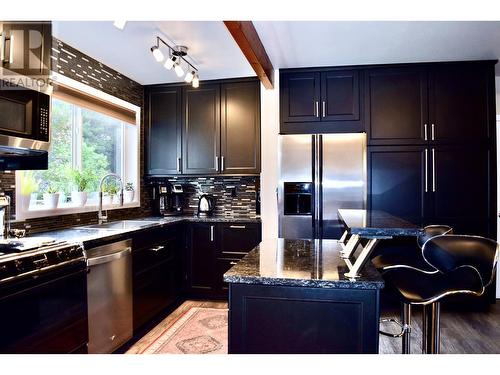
<box><xmin>135</xmin><ymin>307</ymin><xmax>228</xmax><ymax>354</ymax></box>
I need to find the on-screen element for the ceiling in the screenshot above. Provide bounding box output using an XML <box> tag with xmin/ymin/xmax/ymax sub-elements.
<box><xmin>52</xmin><ymin>21</ymin><xmax>255</xmax><ymax>85</ymax></box>
<box><xmin>53</xmin><ymin>21</ymin><xmax>500</xmax><ymax>86</ymax></box>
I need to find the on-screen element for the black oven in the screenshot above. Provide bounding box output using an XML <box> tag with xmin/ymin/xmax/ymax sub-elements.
<box><xmin>0</xmin><ymin>79</ymin><xmax>50</xmax><ymax>147</ymax></box>
<box><xmin>0</xmin><ymin>261</ymin><xmax>88</xmax><ymax>353</ymax></box>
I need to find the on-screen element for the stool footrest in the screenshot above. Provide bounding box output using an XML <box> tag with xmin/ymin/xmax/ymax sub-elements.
<box><xmin>380</xmin><ymin>318</ymin><xmax>411</xmax><ymax>338</ymax></box>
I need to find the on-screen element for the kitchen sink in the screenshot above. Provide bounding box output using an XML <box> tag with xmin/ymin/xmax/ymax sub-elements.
<box><xmin>78</xmin><ymin>220</ymin><xmax>160</xmax><ymax>231</ymax></box>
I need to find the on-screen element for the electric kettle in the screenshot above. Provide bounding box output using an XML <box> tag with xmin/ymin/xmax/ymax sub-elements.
<box><xmin>197</xmin><ymin>194</ymin><xmax>216</xmax><ymax>216</ymax></box>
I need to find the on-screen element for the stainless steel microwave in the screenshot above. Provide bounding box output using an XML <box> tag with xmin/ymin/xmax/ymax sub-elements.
<box><xmin>0</xmin><ymin>79</ymin><xmax>50</xmax><ymax>151</ymax></box>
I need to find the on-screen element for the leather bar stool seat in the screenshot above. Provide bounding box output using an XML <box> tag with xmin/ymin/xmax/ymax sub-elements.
<box><xmin>372</xmin><ymin>225</ymin><xmax>452</xmax><ymax>273</ymax></box>
<box><xmin>383</xmin><ymin>234</ymin><xmax>498</xmax><ymax>354</ymax></box>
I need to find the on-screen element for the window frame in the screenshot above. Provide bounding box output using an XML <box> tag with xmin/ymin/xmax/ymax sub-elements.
<box><xmin>14</xmin><ymin>73</ymin><xmax>141</xmax><ymax>221</ymax></box>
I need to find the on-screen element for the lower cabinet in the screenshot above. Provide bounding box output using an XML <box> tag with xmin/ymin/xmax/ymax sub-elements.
<box><xmin>132</xmin><ymin>225</ymin><xmax>183</xmax><ymax>332</ymax></box>
<box><xmin>187</xmin><ymin>222</ymin><xmax>261</xmax><ymax>297</ymax></box>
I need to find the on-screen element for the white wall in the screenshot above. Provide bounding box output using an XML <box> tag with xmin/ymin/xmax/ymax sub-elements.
<box><xmin>260</xmin><ymin>71</ymin><xmax>280</xmax><ymax>240</ymax></box>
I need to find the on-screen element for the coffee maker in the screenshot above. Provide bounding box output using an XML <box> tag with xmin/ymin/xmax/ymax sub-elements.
<box><xmin>153</xmin><ymin>182</ymin><xmax>184</xmax><ymax>216</ymax></box>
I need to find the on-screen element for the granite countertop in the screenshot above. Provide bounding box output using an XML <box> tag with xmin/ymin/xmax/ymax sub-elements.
<box><xmin>337</xmin><ymin>209</ymin><xmax>423</xmax><ymax>237</ymax></box>
<box><xmin>224</xmin><ymin>238</ymin><xmax>384</xmax><ymax>290</ymax></box>
<box><xmin>28</xmin><ymin>215</ymin><xmax>261</xmax><ymax>247</ymax></box>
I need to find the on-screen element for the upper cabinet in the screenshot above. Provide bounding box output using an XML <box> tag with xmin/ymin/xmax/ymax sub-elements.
<box><xmin>280</xmin><ymin>69</ymin><xmax>362</xmax><ymax>134</ymax></box>
<box><xmin>146</xmin><ymin>78</ymin><xmax>261</xmax><ymax>176</ymax></box>
<box><xmin>146</xmin><ymin>87</ymin><xmax>182</xmax><ymax>175</ymax></box>
<box><xmin>365</xmin><ymin>67</ymin><xmax>428</xmax><ymax>145</ymax></box>
<box><xmin>0</xmin><ymin>21</ymin><xmax>52</xmax><ymax>78</ymax></box>
<box><xmin>366</xmin><ymin>62</ymin><xmax>494</xmax><ymax>145</ymax></box>
<box><xmin>221</xmin><ymin>81</ymin><xmax>261</xmax><ymax>174</ymax></box>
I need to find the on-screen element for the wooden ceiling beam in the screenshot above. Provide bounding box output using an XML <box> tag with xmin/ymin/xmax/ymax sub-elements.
<box><xmin>224</xmin><ymin>21</ymin><xmax>274</xmax><ymax>89</ymax></box>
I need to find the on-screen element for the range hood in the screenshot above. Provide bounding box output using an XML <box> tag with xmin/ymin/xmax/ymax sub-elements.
<box><xmin>0</xmin><ymin>146</ymin><xmax>48</xmax><ymax>170</ymax></box>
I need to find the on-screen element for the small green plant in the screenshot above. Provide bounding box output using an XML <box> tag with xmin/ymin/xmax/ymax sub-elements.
<box><xmin>71</xmin><ymin>169</ymin><xmax>94</xmax><ymax>192</ymax></box>
<box><xmin>20</xmin><ymin>171</ymin><xmax>39</xmax><ymax>196</ymax></box>
<box><xmin>103</xmin><ymin>181</ymin><xmax>119</xmax><ymax>195</ymax></box>
<box><xmin>46</xmin><ymin>185</ymin><xmax>58</xmax><ymax>194</ymax></box>
<box><xmin>125</xmin><ymin>182</ymin><xmax>134</xmax><ymax>192</ymax></box>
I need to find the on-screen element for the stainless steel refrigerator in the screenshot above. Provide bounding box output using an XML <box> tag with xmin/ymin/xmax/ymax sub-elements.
<box><xmin>278</xmin><ymin>133</ymin><xmax>367</xmax><ymax>240</ymax></box>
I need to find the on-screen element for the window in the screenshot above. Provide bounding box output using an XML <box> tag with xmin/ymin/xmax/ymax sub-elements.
<box><xmin>16</xmin><ymin>78</ymin><xmax>140</xmax><ymax>220</ymax></box>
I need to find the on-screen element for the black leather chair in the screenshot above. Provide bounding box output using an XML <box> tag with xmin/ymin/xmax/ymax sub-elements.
<box><xmin>383</xmin><ymin>235</ymin><xmax>498</xmax><ymax>354</ymax></box>
<box><xmin>372</xmin><ymin>225</ymin><xmax>453</xmax><ymax>273</ymax></box>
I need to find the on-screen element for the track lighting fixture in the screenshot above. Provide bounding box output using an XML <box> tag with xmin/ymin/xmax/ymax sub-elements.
<box><xmin>113</xmin><ymin>21</ymin><xmax>127</xmax><ymax>30</ymax></box>
<box><xmin>150</xmin><ymin>36</ymin><xmax>199</xmax><ymax>87</ymax></box>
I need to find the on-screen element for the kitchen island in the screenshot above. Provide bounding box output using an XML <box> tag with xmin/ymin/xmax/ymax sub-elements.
<box><xmin>224</xmin><ymin>238</ymin><xmax>384</xmax><ymax>354</ymax></box>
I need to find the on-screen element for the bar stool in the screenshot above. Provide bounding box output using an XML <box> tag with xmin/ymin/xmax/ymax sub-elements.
<box><xmin>372</xmin><ymin>225</ymin><xmax>453</xmax><ymax>273</ymax></box>
<box><xmin>383</xmin><ymin>235</ymin><xmax>498</xmax><ymax>354</ymax></box>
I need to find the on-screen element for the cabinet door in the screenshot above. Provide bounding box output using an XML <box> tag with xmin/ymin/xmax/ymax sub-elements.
<box><xmin>365</xmin><ymin>67</ymin><xmax>428</xmax><ymax>145</ymax></box>
<box><xmin>221</xmin><ymin>81</ymin><xmax>261</xmax><ymax>174</ymax></box>
<box><xmin>429</xmin><ymin>145</ymin><xmax>492</xmax><ymax>237</ymax></box>
<box><xmin>187</xmin><ymin>223</ymin><xmax>217</xmax><ymax>294</ymax></box>
<box><xmin>0</xmin><ymin>22</ymin><xmax>51</xmax><ymax>77</ymax></box>
<box><xmin>183</xmin><ymin>85</ymin><xmax>220</xmax><ymax>174</ymax></box>
<box><xmin>321</xmin><ymin>70</ymin><xmax>360</xmax><ymax>121</ymax></box>
<box><xmin>146</xmin><ymin>87</ymin><xmax>182</xmax><ymax>175</ymax></box>
<box><xmin>429</xmin><ymin>64</ymin><xmax>490</xmax><ymax>143</ymax></box>
<box><xmin>280</xmin><ymin>71</ymin><xmax>321</xmax><ymax>123</ymax></box>
<box><xmin>368</xmin><ymin>146</ymin><xmax>427</xmax><ymax>226</ymax></box>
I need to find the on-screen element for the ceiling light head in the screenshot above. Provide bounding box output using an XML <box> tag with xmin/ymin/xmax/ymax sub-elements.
<box><xmin>172</xmin><ymin>45</ymin><xmax>188</xmax><ymax>57</ymax></box>
<box><xmin>174</xmin><ymin>62</ymin><xmax>185</xmax><ymax>78</ymax></box>
<box><xmin>113</xmin><ymin>21</ymin><xmax>127</xmax><ymax>30</ymax></box>
<box><xmin>192</xmin><ymin>74</ymin><xmax>200</xmax><ymax>88</ymax></box>
<box><xmin>184</xmin><ymin>70</ymin><xmax>195</xmax><ymax>83</ymax></box>
<box><xmin>163</xmin><ymin>55</ymin><xmax>176</xmax><ymax>70</ymax></box>
<box><xmin>151</xmin><ymin>46</ymin><xmax>164</xmax><ymax>62</ymax></box>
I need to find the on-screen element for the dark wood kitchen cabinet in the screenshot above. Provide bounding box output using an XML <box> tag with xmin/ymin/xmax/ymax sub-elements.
<box><xmin>132</xmin><ymin>225</ymin><xmax>183</xmax><ymax>331</ymax></box>
<box><xmin>146</xmin><ymin>78</ymin><xmax>261</xmax><ymax>176</ymax></box>
<box><xmin>186</xmin><ymin>221</ymin><xmax>261</xmax><ymax>297</ymax></box>
<box><xmin>220</xmin><ymin>81</ymin><xmax>261</xmax><ymax>174</ymax></box>
<box><xmin>280</xmin><ymin>69</ymin><xmax>362</xmax><ymax>133</ymax></box>
<box><xmin>0</xmin><ymin>21</ymin><xmax>52</xmax><ymax>77</ymax></box>
<box><xmin>182</xmin><ymin>84</ymin><xmax>221</xmax><ymax>174</ymax></box>
<box><xmin>365</xmin><ymin>67</ymin><xmax>428</xmax><ymax>145</ymax></box>
<box><xmin>146</xmin><ymin>87</ymin><xmax>182</xmax><ymax>175</ymax></box>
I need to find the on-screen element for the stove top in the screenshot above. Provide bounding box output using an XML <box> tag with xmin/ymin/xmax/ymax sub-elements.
<box><xmin>0</xmin><ymin>239</ymin><xmax>85</xmax><ymax>284</ymax></box>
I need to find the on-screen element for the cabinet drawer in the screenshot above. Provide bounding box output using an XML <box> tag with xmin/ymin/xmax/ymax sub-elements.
<box><xmin>218</xmin><ymin>223</ymin><xmax>261</xmax><ymax>257</ymax></box>
<box><xmin>133</xmin><ymin>237</ymin><xmax>177</xmax><ymax>275</ymax></box>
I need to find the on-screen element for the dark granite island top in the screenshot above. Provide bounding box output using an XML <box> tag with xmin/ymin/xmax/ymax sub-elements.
<box><xmin>337</xmin><ymin>209</ymin><xmax>423</xmax><ymax>238</ymax></box>
<box><xmin>224</xmin><ymin>238</ymin><xmax>384</xmax><ymax>289</ymax></box>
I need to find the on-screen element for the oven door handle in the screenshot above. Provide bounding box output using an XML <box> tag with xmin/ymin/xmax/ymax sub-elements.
<box><xmin>87</xmin><ymin>248</ymin><xmax>131</xmax><ymax>267</ymax></box>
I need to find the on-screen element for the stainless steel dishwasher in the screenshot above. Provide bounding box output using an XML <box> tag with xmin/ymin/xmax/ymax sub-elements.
<box><xmin>86</xmin><ymin>239</ymin><xmax>133</xmax><ymax>354</ymax></box>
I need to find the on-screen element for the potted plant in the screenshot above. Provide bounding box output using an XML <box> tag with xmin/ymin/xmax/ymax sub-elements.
<box><xmin>102</xmin><ymin>181</ymin><xmax>118</xmax><ymax>205</ymax></box>
<box><xmin>43</xmin><ymin>185</ymin><xmax>60</xmax><ymax>209</ymax></box>
<box><xmin>19</xmin><ymin>171</ymin><xmax>39</xmax><ymax>210</ymax></box>
<box><xmin>71</xmin><ymin>169</ymin><xmax>92</xmax><ymax>207</ymax></box>
<box><xmin>124</xmin><ymin>182</ymin><xmax>135</xmax><ymax>203</ymax></box>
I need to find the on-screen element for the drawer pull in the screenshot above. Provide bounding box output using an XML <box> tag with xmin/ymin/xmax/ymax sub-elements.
<box><xmin>149</xmin><ymin>245</ymin><xmax>165</xmax><ymax>252</ymax></box>
<box><xmin>229</xmin><ymin>261</ymin><xmax>238</xmax><ymax>265</ymax></box>
<box><xmin>229</xmin><ymin>225</ymin><xmax>246</xmax><ymax>229</ymax></box>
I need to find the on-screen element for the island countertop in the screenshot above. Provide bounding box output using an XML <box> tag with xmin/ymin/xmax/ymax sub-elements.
<box><xmin>223</xmin><ymin>238</ymin><xmax>384</xmax><ymax>290</ymax></box>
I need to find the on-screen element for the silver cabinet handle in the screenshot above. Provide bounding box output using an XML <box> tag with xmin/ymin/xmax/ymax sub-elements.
<box><xmin>315</xmin><ymin>101</ymin><xmax>319</xmax><ymax>118</ymax></box>
<box><xmin>424</xmin><ymin>124</ymin><xmax>428</xmax><ymax>141</ymax></box>
<box><xmin>221</xmin><ymin>156</ymin><xmax>225</xmax><ymax>172</ymax></box>
<box><xmin>424</xmin><ymin>149</ymin><xmax>428</xmax><ymax>193</ymax></box>
<box><xmin>177</xmin><ymin>157</ymin><xmax>181</xmax><ymax>173</ymax></box>
<box><xmin>0</xmin><ymin>33</ymin><xmax>5</xmax><ymax>62</ymax></box>
<box><xmin>431</xmin><ymin>123</ymin><xmax>435</xmax><ymax>141</ymax></box>
<box><xmin>432</xmin><ymin>148</ymin><xmax>436</xmax><ymax>192</ymax></box>
<box><xmin>229</xmin><ymin>225</ymin><xmax>246</xmax><ymax>229</ymax></box>
<box><xmin>322</xmin><ymin>101</ymin><xmax>326</xmax><ymax>118</ymax></box>
<box><xmin>149</xmin><ymin>245</ymin><xmax>165</xmax><ymax>252</ymax></box>
<box><xmin>215</xmin><ymin>156</ymin><xmax>219</xmax><ymax>172</ymax></box>
<box><xmin>229</xmin><ymin>261</ymin><xmax>238</xmax><ymax>265</ymax></box>
<box><xmin>210</xmin><ymin>225</ymin><xmax>214</xmax><ymax>242</ymax></box>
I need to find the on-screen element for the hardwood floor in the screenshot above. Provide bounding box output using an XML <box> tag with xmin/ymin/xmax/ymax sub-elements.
<box><xmin>126</xmin><ymin>299</ymin><xmax>500</xmax><ymax>354</ymax></box>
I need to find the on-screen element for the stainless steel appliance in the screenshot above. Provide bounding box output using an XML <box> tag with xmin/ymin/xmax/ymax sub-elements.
<box><xmin>0</xmin><ymin>79</ymin><xmax>50</xmax><ymax>170</ymax></box>
<box><xmin>0</xmin><ymin>239</ymin><xmax>88</xmax><ymax>353</ymax></box>
<box><xmin>278</xmin><ymin>133</ymin><xmax>367</xmax><ymax>240</ymax></box>
<box><xmin>86</xmin><ymin>239</ymin><xmax>132</xmax><ymax>354</ymax></box>
<box><xmin>197</xmin><ymin>194</ymin><xmax>215</xmax><ymax>216</ymax></box>
<box><xmin>153</xmin><ymin>182</ymin><xmax>184</xmax><ymax>216</ymax></box>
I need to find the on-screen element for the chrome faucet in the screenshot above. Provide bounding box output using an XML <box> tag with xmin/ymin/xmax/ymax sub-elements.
<box><xmin>98</xmin><ymin>173</ymin><xmax>124</xmax><ymax>224</ymax></box>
